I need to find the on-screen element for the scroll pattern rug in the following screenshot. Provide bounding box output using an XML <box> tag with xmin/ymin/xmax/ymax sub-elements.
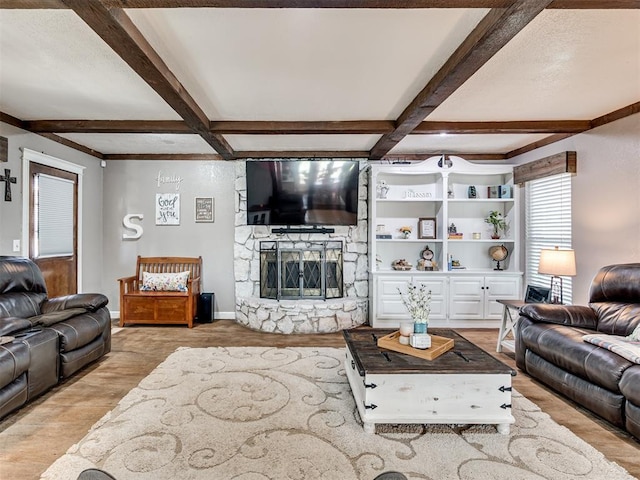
<box><xmin>42</xmin><ymin>347</ymin><xmax>634</xmax><ymax>480</ymax></box>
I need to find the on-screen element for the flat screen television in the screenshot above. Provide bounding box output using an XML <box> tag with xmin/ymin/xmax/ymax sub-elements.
<box><xmin>246</xmin><ymin>160</ymin><xmax>359</xmax><ymax>226</ymax></box>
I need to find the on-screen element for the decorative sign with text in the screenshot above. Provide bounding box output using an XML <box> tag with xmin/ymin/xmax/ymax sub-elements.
<box><xmin>195</xmin><ymin>197</ymin><xmax>214</xmax><ymax>223</ymax></box>
<box><xmin>156</xmin><ymin>193</ymin><xmax>180</xmax><ymax>225</ymax></box>
<box><xmin>156</xmin><ymin>170</ymin><xmax>183</xmax><ymax>190</ymax></box>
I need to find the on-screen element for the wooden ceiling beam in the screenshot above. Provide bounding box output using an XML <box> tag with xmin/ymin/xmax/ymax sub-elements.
<box><xmin>23</xmin><ymin>119</ymin><xmax>594</xmax><ymax>135</ymax></box>
<box><xmin>506</xmin><ymin>101</ymin><xmax>640</xmax><ymax>158</ymax></box>
<box><xmin>104</xmin><ymin>153</ymin><xmax>223</xmax><ymax>160</ymax></box>
<box><xmin>60</xmin><ymin>0</ymin><xmax>234</xmax><ymax>159</ymax></box>
<box><xmin>1</xmin><ymin>0</ymin><xmax>67</xmax><ymax>7</ymax></box>
<box><xmin>107</xmin><ymin>0</ymin><xmax>512</xmax><ymax>6</ymax></box>
<box><xmin>27</xmin><ymin>120</ymin><xmax>192</xmax><ymax>134</ymax></box>
<box><xmin>39</xmin><ymin>133</ymin><xmax>105</xmax><ymax>159</ymax></box>
<box><xmin>0</xmin><ymin>1</ymin><xmax>514</xmax><ymax>9</ymax></box>
<box><xmin>0</xmin><ymin>112</ymin><xmax>26</xmax><ymax>129</ymax></box>
<box><xmin>411</xmin><ymin>120</ymin><xmax>591</xmax><ymax>134</ymax></box>
<box><xmin>1</xmin><ymin>112</ymin><xmax>106</xmax><ymax>158</ymax></box>
<box><xmin>5</xmin><ymin>0</ymin><xmax>638</xmax><ymax>8</ymax></box>
<box><xmin>590</xmin><ymin>101</ymin><xmax>640</xmax><ymax>129</ymax></box>
<box><xmin>384</xmin><ymin>153</ymin><xmax>508</xmax><ymax>161</ymax></box>
<box><xmin>210</xmin><ymin>121</ymin><xmax>394</xmax><ymax>135</ymax></box>
<box><xmin>234</xmin><ymin>151</ymin><xmax>370</xmax><ymax>159</ymax></box>
<box><xmin>506</xmin><ymin>133</ymin><xmax>575</xmax><ymax>157</ymax></box>
<box><xmin>547</xmin><ymin>1</ymin><xmax>640</xmax><ymax>8</ymax></box>
<box><xmin>368</xmin><ymin>0</ymin><xmax>554</xmax><ymax>160</ymax></box>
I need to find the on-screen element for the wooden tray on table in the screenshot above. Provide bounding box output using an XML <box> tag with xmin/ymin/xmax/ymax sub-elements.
<box><xmin>377</xmin><ymin>331</ymin><xmax>454</xmax><ymax>361</ymax></box>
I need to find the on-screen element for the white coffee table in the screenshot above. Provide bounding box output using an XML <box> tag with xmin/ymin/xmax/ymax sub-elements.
<box><xmin>344</xmin><ymin>328</ymin><xmax>516</xmax><ymax>434</ymax></box>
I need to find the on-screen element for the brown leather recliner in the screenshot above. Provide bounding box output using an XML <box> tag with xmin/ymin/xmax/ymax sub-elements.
<box><xmin>516</xmin><ymin>263</ymin><xmax>640</xmax><ymax>439</ymax></box>
<box><xmin>0</xmin><ymin>256</ymin><xmax>111</xmax><ymax>419</ymax></box>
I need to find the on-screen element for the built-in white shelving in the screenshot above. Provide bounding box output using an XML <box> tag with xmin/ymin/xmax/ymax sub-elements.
<box><xmin>370</xmin><ymin>155</ymin><xmax>522</xmax><ymax>328</ymax></box>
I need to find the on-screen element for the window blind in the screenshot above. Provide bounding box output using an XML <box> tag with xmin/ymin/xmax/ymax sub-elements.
<box><xmin>35</xmin><ymin>173</ymin><xmax>74</xmax><ymax>257</ymax></box>
<box><xmin>525</xmin><ymin>173</ymin><xmax>573</xmax><ymax>303</ymax></box>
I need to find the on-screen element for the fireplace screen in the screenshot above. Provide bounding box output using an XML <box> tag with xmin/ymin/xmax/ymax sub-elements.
<box><xmin>260</xmin><ymin>241</ymin><xmax>343</xmax><ymax>300</ymax></box>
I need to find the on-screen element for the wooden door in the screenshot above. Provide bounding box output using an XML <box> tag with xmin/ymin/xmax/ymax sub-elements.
<box><xmin>29</xmin><ymin>163</ymin><xmax>78</xmax><ymax>297</ymax></box>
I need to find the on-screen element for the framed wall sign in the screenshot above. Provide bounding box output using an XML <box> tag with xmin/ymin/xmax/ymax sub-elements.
<box><xmin>156</xmin><ymin>193</ymin><xmax>180</xmax><ymax>225</ymax></box>
<box><xmin>195</xmin><ymin>197</ymin><xmax>214</xmax><ymax>223</ymax></box>
<box><xmin>418</xmin><ymin>217</ymin><xmax>437</xmax><ymax>239</ymax></box>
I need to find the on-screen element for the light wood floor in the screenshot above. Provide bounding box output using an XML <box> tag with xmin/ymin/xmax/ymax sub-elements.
<box><xmin>1</xmin><ymin>321</ymin><xmax>638</xmax><ymax>479</ymax></box>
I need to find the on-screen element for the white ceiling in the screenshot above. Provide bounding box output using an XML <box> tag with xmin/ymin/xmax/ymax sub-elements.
<box><xmin>0</xmin><ymin>4</ymin><xmax>638</xmax><ymax>160</ymax></box>
<box><xmin>127</xmin><ymin>8</ymin><xmax>489</xmax><ymax>121</ymax></box>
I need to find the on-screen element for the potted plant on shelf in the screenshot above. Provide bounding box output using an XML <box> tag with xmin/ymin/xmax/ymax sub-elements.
<box><xmin>485</xmin><ymin>210</ymin><xmax>507</xmax><ymax>239</ymax></box>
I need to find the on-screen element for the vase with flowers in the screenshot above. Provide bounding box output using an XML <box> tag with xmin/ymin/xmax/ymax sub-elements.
<box><xmin>399</xmin><ymin>225</ymin><xmax>412</xmax><ymax>239</ymax></box>
<box><xmin>397</xmin><ymin>282</ymin><xmax>432</xmax><ymax>333</ymax></box>
<box><xmin>485</xmin><ymin>210</ymin><xmax>508</xmax><ymax>239</ymax></box>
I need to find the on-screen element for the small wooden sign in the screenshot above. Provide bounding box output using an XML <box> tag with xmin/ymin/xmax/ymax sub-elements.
<box><xmin>377</xmin><ymin>331</ymin><xmax>454</xmax><ymax>361</ymax></box>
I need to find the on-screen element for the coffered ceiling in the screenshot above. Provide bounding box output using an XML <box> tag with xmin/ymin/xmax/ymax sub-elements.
<box><xmin>1</xmin><ymin>1</ymin><xmax>638</xmax><ymax>162</ymax></box>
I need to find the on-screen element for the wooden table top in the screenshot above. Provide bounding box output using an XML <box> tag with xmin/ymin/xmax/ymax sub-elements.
<box><xmin>496</xmin><ymin>299</ymin><xmax>526</xmax><ymax>309</ymax></box>
<box><xmin>343</xmin><ymin>327</ymin><xmax>515</xmax><ymax>376</ymax></box>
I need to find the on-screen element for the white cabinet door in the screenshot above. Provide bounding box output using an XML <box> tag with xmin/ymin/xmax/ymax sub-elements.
<box><xmin>375</xmin><ymin>274</ymin><xmax>447</xmax><ymax>323</ymax></box>
<box><xmin>484</xmin><ymin>275</ymin><xmax>521</xmax><ymax>319</ymax></box>
<box><xmin>450</xmin><ymin>275</ymin><xmax>521</xmax><ymax>320</ymax></box>
<box><xmin>449</xmin><ymin>276</ymin><xmax>484</xmax><ymax>319</ymax></box>
<box><xmin>376</xmin><ymin>275</ymin><xmax>411</xmax><ymax>318</ymax></box>
<box><xmin>413</xmin><ymin>276</ymin><xmax>447</xmax><ymax>320</ymax></box>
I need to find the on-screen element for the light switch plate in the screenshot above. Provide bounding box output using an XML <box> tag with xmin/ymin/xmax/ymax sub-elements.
<box><xmin>12</xmin><ymin>239</ymin><xmax>20</xmax><ymax>252</ymax></box>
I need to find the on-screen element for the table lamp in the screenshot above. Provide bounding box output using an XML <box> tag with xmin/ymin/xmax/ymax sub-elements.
<box><xmin>538</xmin><ymin>246</ymin><xmax>576</xmax><ymax>304</ymax></box>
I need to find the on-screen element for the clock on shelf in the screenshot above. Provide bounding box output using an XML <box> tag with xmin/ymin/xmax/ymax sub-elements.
<box><xmin>418</xmin><ymin>245</ymin><xmax>436</xmax><ymax>271</ymax></box>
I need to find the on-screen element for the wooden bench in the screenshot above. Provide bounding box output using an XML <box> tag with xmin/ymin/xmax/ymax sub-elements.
<box><xmin>118</xmin><ymin>256</ymin><xmax>202</xmax><ymax>328</ymax></box>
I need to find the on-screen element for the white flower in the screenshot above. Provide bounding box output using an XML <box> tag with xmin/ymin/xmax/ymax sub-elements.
<box><xmin>397</xmin><ymin>282</ymin><xmax>432</xmax><ymax>323</ymax></box>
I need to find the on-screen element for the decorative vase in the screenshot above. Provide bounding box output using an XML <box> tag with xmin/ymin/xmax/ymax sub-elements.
<box><xmin>399</xmin><ymin>322</ymin><xmax>414</xmax><ymax>337</ymax></box>
<box><xmin>413</xmin><ymin>320</ymin><xmax>428</xmax><ymax>334</ymax></box>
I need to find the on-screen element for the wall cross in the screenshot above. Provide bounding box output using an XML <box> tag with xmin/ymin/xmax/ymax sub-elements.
<box><xmin>0</xmin><ymin>168</ymin><xmax>17</xmax><ymax>201</ymax></box>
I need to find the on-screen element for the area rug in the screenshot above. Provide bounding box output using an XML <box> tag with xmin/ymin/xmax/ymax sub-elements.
<box><xmin>42</xmin><ymin>347</ymin><xmax>634</xmax><ymax>480</ymax></box>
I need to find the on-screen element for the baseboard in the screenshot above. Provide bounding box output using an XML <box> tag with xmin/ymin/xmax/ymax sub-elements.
<box><xmin>110</xmin><ymin>310</ymin><xmax>235</xmax><ymax>321</ymax></box>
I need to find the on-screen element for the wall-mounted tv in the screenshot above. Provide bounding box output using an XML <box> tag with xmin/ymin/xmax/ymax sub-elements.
<box><xmin>246</xmin><ymin>160</ymin><xmax>359</xmax><ymax>226</ymax></box>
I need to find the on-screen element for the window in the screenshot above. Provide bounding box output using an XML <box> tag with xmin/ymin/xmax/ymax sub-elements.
<box><xmin>33</xmin><ymin>173</ymin><xmax>75</xmax><ymax>258</ymax></box>
<box><xmin>525</xmin><ymin>173</ymin><xmax>573</xmax><ymax>303</ymax></box>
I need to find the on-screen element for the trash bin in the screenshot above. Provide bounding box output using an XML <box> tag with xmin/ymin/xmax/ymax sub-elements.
<box><xmin>196</xmin><ymin>293</ymin><xmax>215</xmax><ymax>323</ymax></box>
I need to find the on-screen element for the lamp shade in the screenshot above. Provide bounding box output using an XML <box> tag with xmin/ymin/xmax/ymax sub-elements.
<box><xmin>538</xmin><ymin>247</ymin><xmax>576</xmax><ymax>276</ymax></box>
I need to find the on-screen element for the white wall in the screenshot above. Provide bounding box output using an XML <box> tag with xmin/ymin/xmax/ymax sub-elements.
<box><xmin>511</xmin><ymin>113</ymin><xmax>640</xmax><ymax>305</ymax></box>
<box><xmin>0</xmin><ymin>122</ymin><xmax>105</xmax><ymax>293</ymax></box>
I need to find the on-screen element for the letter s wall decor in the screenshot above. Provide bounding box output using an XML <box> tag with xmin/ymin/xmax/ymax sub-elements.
<box><xmin>123</xmin><ymin>214</ymin><xmax>144</xmax><ymax>240</ymax></box>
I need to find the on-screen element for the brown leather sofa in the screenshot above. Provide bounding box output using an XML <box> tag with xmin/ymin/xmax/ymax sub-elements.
<box><xmin>516</xmin><ymin>263</ymin><xmax>640</xmax><ymax>439</ymax></box>
<box><xmin>0</xmin><ymin>256</ymin><xmax>111</xmax><ymax>419</ymax></box>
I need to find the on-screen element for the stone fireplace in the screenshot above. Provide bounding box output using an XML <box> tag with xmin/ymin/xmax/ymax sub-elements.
<box><xmin>233</xmin><ymin>160</ymin><xmax>369</xmax><ymax>334</ymax></box>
